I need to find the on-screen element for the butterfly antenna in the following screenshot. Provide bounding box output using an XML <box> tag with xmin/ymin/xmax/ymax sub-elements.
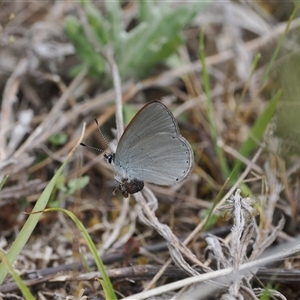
<box><xmin>94</xmin><ymin>117</ymin><xmax>112</xmax><ymax>152</ymax></box>
<box><xmin>80</xmin><ymin>143</ymin><xmax>104</xmax><ymax>153</ymax></box>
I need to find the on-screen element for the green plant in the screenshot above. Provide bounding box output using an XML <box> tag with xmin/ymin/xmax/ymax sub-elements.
<box><xmin>50</xmin><ymin>175</ymin><xmax>90</xmax><ymax>207</ymax></box>
<box><xmin>44</xmin><ymin>208</ymin><xmax>117</xmax><ymax>300</ymax></box>
<box><xmin>0</xmin><ymin>155</ymin><xmax>71</xmax><ymax>283</ymax></box>
<box><xmin>65</xmin><ymin>0</ymin><xmax>208</xmax><ymax>79</ymax></box>
<box><xmin>199</xmin><ymin>30</ymin><xmax>230</xmax><ymax>178</ymax></box>
<box><xmin>0</xmin><ymin>250</ymin><xmax>35</xmax><ymax>299</ymax></box>
<box><xmin>232</xmin><ymin>90</ymin><xmax>281</xmax><ymax>181</ymax></box>
<box><xmin>48</xmin><ymin>132</ymin><xmax>68</xmax><ymax>146</ymax></box>
<box><xmin>0</xmin><ymin>175</ymin><xmax>9</xmax><ymax>190</ymax></box>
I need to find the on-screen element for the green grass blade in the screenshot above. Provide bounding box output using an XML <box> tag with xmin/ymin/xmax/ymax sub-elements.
<box><xmin>0</xmin><ymin>154</ymin><xmax>72</xmax><ymax>283</ymax></box>
<box><xmin>199</xmin><ymin>30</ymin><xmax>230</xmax><ymax>177</ymax></box>
<box><xmin>45</xmin><ymin>208</ymin><xmax>117</xmax><ymax>300</ymax></box>
<box><xmin>202</xmin><ymin>175</ymin><xmax>231</xmax><ymax>231</ymax></box>
<box><xmin>236</xmin><ymin>53</ymin><xmax>261</xmax><ymax>109</ymax></box>
<box><xmin>0</xmin><ymin>250</ymin><xmax>35</xmax><ymax>299</ymax></box>
<box><xmin>232</xmin><ymin>90</ymin><xmax>281</xmax><ymax>179</ymax></box>
<box><xmin>262</xmin><ymin>3</ymin><xmax>300</xmax><ymax>85</ymax></box>
<box><xmin>0</xmin><ymin>175</ymin><xmax>9</xmax><ymax>190</ymax></box>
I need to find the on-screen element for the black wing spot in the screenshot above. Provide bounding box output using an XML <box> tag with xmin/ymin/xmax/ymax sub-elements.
<box><xmin>176</xmin><ymin>178</ymin><xmax>179</xmax><ymax>181</ymax></box>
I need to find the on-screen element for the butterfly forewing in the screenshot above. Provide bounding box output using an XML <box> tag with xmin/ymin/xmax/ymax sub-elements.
<box><xmin>114</xmin><ymin>101</ymin><xmax>193</xmax><ymax>185</ymax></box>
<box><xmin>116</xmin><ymin>101</ymin><xmax>179</xmax><ymax>152</ymax></box>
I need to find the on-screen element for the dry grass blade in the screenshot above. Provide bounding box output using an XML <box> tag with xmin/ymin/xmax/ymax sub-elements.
<box><xmin>136</xmin><ymin>188</ymin><xmax>203</xmax><ymax>277</ymax></box>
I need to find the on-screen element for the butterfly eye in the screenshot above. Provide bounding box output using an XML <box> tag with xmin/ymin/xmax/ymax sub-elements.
<box><xmin>104</xmin><ymin>153</ymin><xmax>114</xmax><ymax>164</ymax></box>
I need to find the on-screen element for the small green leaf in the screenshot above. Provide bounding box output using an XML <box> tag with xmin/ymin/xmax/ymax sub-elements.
<box><xmin>56</xmin><ymin>174</ymin><xmax>67</xmax><ymax>192</ymax></box>
<box><xmin>64</xmin><ymin>16</ymin><xmax>105</xmax><ymax>75</ymax></box>
<box><xmin>0</xmin><ymin>175</ymin><xmax>9</xmax><ymax>190</ymax></box>
<box><xmin>83</xmin><ymin>1</ymin><xmax>109</xmax><ymax>45</ymax></box>
<box><xmin>68</xmin><ymin>176</ymin><xmax>90</xmax><ymax>194</ymax></box>
<box><xmin>105</xmin><ymin>0</ymin><xmax>123</xmax><ymax>48</ymax></box>
<box><xmin>48</xmin><ymin>133</ymin><xmax>68</xmax><ymax>146</ymax></box>
<box><xmin>138</xmin><ymin>0</ymin><xmax>159</xmax><ymax>23</ymax></box>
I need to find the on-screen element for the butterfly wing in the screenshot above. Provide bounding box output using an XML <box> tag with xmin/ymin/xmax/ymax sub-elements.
<box><xmin>114</xmin><ymin>101</ymin><xmax>193</xmax><ymax>185</ymax></box>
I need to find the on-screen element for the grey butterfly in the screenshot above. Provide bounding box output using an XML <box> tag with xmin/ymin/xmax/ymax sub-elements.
<box><xmin>103</xmin><ymin>101</ymin><xmax>194</xmax><ymax>197</ymax></box>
